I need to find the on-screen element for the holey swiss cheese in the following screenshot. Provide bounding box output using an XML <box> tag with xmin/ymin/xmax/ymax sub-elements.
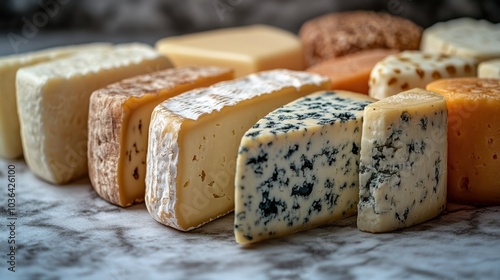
<box><xmin>88</xmin><ymin>67</ymin><xmax>233</xmax><ymax>207</ymax></box>
<box><xmin>146</xmin><ymin>69</ymin><xmax>330</xmax><ymax>231</ymax></box>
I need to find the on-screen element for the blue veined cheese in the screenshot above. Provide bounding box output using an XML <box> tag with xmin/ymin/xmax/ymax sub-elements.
<box><xmin>234</xmin><ymin>90</ymin><xmax>375</xmax><ymax>244</ymax></box>
<box><xmin>358</xmin><ymin>88</ymin><xmax>447</xmax><ymax>233</ymax></box>
<box><xmin>146</xmin><ymin>70</ymin><xmax>330</xmax><ymax>231</ymax></box>
<box><xmin>16</xmin><ymin>43</ymin><xmax>172</xmax><ymax>184</ymax></box>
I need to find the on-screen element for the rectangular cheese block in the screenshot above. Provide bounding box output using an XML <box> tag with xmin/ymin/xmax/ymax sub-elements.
<box><xmin>156</xmin><ymin>25</ymin><xmax>305</xmax><ymax>77</ymax></box>
<box><xmin>478</xmin><ymin>59</ymin><xmax>500</xmax><ymax>78</ymax></box>
<box><xmin>146</xmin><ymin>69</ymin><xmax>330</xmax><ymax>231</ymax></box>
<box><xmin>358</xmin><ymin>88</ymin><xmax>448</xmax><ymax>232</ymax></box>
<box><xmin>420</xmin><ymin>18</ymin><xmax>500</xmax><ymax>62</ymax></box>
<box><xmin>88</xmin><ymin>66</ymin><xmax>234</xmax><ymax>207</ymax></box>
<box><xmin>427</xmin><ymin>78</ymin><xmax>500</xmax><ymax>205</ymax></box>
<box><xmin>234</xmin><ymin>90</ymin><xmax>375</xmax><ymax>244</ymax></box>
<box><xmin>0</xmin><ymin>43</ymin><xmax>112</xmax><ymax>159</ymax></box>
<box><xmin>369</xmin><ymin>51</ymin><xmax>476</xmax><ymax>100</ymax></box>
<box><xmin>17</xmin><ymin>43</ymin><xmax>172</xmax><ymax>184</ymax></box>
<box><xmin>307</xmin><ymin>49</ymin><xmax>398</xmax><ymax>94</ymax></box>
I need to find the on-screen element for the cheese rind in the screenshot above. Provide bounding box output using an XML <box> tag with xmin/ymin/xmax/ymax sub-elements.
<box><xmin>0</xmin><ymin>43</ymin><xmax>112</xmax><ymax>159</ymax></box>
<box><xmin>234</xmin><ymin>90</ymin><xmax>375</xmax><ymax>244</ymax></box>
<box><xmin>146</xmin><ymin>70</ymin><xmax>330</xmax><ymax>231</ymax></box>
<box><xmin>358</xmin><ymin>88</ymin><xmax>448</xmax><ymax>232</ymax></box>
<box><xmin>88</xmin><ymin>66</ymin><xmax>233</xmax><ymax>207</ymax></box>
<box><xmin>17</xmin><ymin>44</ymin><xmax>172</xmax><ymax>184</ymax></box>
<box><xmin>420</xmin><ymin>18</ymin><xmax>500</xmax><ymax>62</ymax></box>
<box><xmin>369</xmin><ymin>51</ymin><xmax>476</xmax><ymax>100</ymax></box>
<box><xmin>156</xmin><ymin>25</ymin><xmax>305</xmax><ymax>77</ymax></box>
<box><xmin>478</xmin><ymin>59</ymin><xmax>500</xmax><ymax>78</ymax></box>
<box><xmin>426</xmin><ymin>78</ymin><xmax>500</xmax><ymax>205</ymax></box>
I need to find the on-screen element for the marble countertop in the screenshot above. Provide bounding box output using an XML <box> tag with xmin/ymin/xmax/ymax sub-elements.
<box><xmin>1</xmin><ymin>158</ymin><xmax>500</xmax><ymax>280</ymax></box>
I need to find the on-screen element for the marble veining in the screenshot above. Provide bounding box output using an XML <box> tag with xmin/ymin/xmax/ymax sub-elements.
<box><xmin>1</xmin><ymin>159</ymin><xmax>500</xmax><ymax>280</ymax></box>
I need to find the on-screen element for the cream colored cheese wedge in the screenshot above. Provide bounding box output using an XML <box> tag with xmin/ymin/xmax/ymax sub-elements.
<box><xmin>156</xmin><ymin>25</ymin><xmax>305</xmax><ymax>77</ymax></box>
<box><xmin>146</xmin><ymin>69</ymin><xmax>330</xmax><ymax>231</ymax></box>
<box><xmin>17</xmin><ymin>43</ymin><xmax>172</xmax><ymax>184</ymax></box>
<box><xmin>478</xmin><ymin>59</ymin><xmax>500</xmax><ymax>78</ymax></box>
<box><xmin>88</xmin><ymin>66</ymin><xmax>233</xmax><ymax>207</ymax></box>
<box><xmin>0</xmin><ymin>43</ymin><xmax>112</xmax><ymax>159</ymax></box>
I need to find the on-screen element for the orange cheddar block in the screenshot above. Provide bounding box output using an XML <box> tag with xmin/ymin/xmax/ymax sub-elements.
<box><xmin>306</xmin><ymin>49</ymin><xmax>398</xmax><ymax>94</ymax></box>
<box><xmin>427</xmin><ymin>78</ymin><xmax>500</xmax><ymax>205</ymax></box>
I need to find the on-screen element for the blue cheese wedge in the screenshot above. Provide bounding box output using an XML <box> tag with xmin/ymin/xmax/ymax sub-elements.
<box><xmin>234</xmin><ymin>90</ymin><xmax>375</xmax><ymax>244</ymax></box>
<box><xmin>145</xmin><ymin>70</ymin><xmax>330</xmax><ymax>231</ymax></box>
<box><xmin>16</xmin><ymin>43</ymin><xmax>172</xmax><ymax>184</ymax></box>
<box><xmin>358</xmin><ymin>88</ymin><xmax>447</xmax><ymax>233</ymax></box>
<box><xmin>0</xmin><ymin>43</ymin><xmax>112</xmax><ymax>159</ymax></box>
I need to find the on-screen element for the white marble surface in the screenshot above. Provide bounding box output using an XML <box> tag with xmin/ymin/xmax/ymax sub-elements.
<box><xmin>1</xmin><ymin>158</ymin><xmax>500</xmax><ymax>280</ymax></box>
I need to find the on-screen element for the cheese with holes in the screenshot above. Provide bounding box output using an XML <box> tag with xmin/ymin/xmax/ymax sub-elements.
<box><xmin>358</xmin><ymin>88</ymin><xmax>447</xmax><ymax>232</ymax></box>
<box><xmin>234</xmin><ymin>90</ymin><xmax>374</xmax><ymax>244</ymax></box>
<box><xmin>420</xmin><ymin>18</ymin><xmax>500</xmax><ymax>62</ymax></box>
<box><xmin>156</xmin><ymin>25</ymin><xmax>305</xmax><ymax>77</ymax></box>
<box><xmin>369</xmin><ymin>51</ymin><xmax>476</xmax><ymax>100</ymax></box>
<box><xmin>478</xmin><ymin>59</ymin><xmax>500</xmax><ymax>78</ymax></box>
<box><xmin>146</xmin><ymin>70</ymin><xmax>330</xmax><ymax>231</ymax></box>
<box><xmin>17</xmin><ymin>43</ymin><xmax>172</xmax><ymax>184</ymax></box>
<box><xmin>427</xmin><ymin>78</ymin><xmax>500</xmax><ymax>205</ymax></box>
<box><xmin>88</xmin><ymin>66</ymin><xmax>233</xmax><ymax>207</ymax></box>
<box><xmin>0</xmin><ymin>43</ymin><xmax>112</xmax><ymax>159</ymax></box>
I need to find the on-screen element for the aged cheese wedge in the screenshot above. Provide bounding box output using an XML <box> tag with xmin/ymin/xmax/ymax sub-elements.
<box><xmin>369</xmin><ymin>51</ymin><xmax>476</xmax><ymax>100</ymax></box>
<box><xmin>0</xmin><ymin>43</ymin><xmax>112</xmax><ymax>159</ymax></box>
<box><xmin>307</xmin><ymin>49</ymin><xmax>398</xmax><ymax>94</ymax></box>
<box><xmin>17</xmin><ymin>43</ymin><xmax>172</xmax><ymax>184</ymax></box>
<box><xmin>88</xmin><ymin>66</ymin><xmax>234</xmax><ymax>207</ymax></box>
<box><xmin>427</xmin><ymin>78</ymin><xmax>500</xmax><ymax>205</ymax></box>
<box><xmin>146</xmin><ymin>70</ymin><xmax>330</xmax><ymax>231</ymax></box>
<box><xmin>234</xmin><ymin>90</ymin><xmax>375</xmax><ymax>244</ymax></box>
<box><xmin>156</xmin><ymin>25</ymin><xmax>305</xmax><ymax>77</ymax></box>
<box><xmin>478</xmin><ymin>59</ymin><xmax>500</xmax><ymax>78</ymax></box>
<box><xmin>420</xmin><ymin>18</ymin><xmax>500</xmax><ymax>62</ymax></box>
<box><xmin>358</xmin><ymin>88</ymin><xmax>448</xmax><ymax>232</ymax></box>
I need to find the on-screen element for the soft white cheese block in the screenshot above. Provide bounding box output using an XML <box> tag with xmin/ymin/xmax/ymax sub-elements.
<box><xmin>16</xmin><ymin>43</ymin><xmax>172</xmax><ymax>184</ymax></box>
<box><xmin>358</xmin><ymin>88</ymin><xmax>447</xmax><ymax>233</ymax></box>
<box><xmin>478</xmin><ymin>59</ymin><xmax>500</xmax><ymax>78</ymax></box>
<box><xmin>234</xmin><ymin>90</ymin><xmax>375</xmax><ymax>244</ymax></box>
<box><xmin>0</xmin><ymin>43</ymin><xmax>112</xmax><ymax>159</ymax></box>
<box><xmin>369</xmin><ymin>51</ymin><xmax>476</xmax><ymax>100</ymax></box>
<box><xmin>420</xmin><ymin>18</ymin><xmax>500</xmax><ymax>62</ymax></box>
<box><xmin>146</xmin><ymin>69</ymin><xmax>330</xmax><ymax>231</ymax></box>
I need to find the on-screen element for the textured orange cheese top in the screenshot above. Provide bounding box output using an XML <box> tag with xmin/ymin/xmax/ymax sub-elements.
<box><xmin>427</xmin><ymin>78</ymin><xmax>500</xmax><ymax>205</ymax></box>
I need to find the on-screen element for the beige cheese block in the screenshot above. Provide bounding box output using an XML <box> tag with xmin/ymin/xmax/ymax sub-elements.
<box><xmin>0</xmin><ymin>43</ymin><xmax>112</xmax><ymax>159</ymax></box>
<box><xmin>369</xmin><ymin>51</ymin><xmax>476</xmax><ymax>100</ymax></box>
<box><xmin>478</xmin><ymin>59</ymin><xmax>500</xmax><ymax>78</ymax></box>
<box><xmin>420</xmin><ymin>18</ymin><xmax>500</xmax><ymax>62</ymax></box>
<box><xmin>17</xmin><ymin>43</ymin><xmax>172</xmax><ymax>184</ymax></box>
<box><xmin>88</xmin><ymin>66</ymin><xmax>234</xmax><ymax>207</ymax></box>
<box><xmin>156</xmin><ymin>24</ymin><xmax>305</xmax><ymax>77</ymax></box>
<box><xmin>146</xmin><ymin>69</ymin><xmax>330</xmax><ymax>231</ymax></box>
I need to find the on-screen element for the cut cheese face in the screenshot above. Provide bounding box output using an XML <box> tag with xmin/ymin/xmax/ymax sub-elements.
<box><xmin>146</xmin><ymin>69</ymin><xmax>330</xmax><ymax>231</ymax></box>
<box><xmin>427</xmin><ymin>78</ymin><xmax>500</xmax><ymax>205</ymax></box>
<box><xmin>369</xmin><ymin>51</ymin><xmax>476</xmax><ymax>100</ymax></box>
<box><xmin>88</xmin><ymin>66</ymin><xmax>234</xmax><ymax>207</ymax></box>
<box><xmin>420</xmin><ymin>18</ymin><xmax>500</xmax><ymax>62</ymax></box>
<box><xmin>0</xmin><ymin>43</ymin><xmax>112</xmax><ymax>159</ymax></box>
<box><xmin>358</xmin><ymin>88</ymin><xmax>448</xmax><ymax>232</ymax></box>
<box><xmin>478</xmin><ymin>59</ymin><xmax>500</xmax><ymax>78</ymax></box>
<box><xmin>156</xmin><ymin>25</ymin><xmax>305</xmax><ymax>77</ymax></box>
<box><xmin>16</xmin><ymin>43</ymin><xmax>172</xmax><ymax>184</ymax></box>
<box><xmin>234</xmin><ymin>90</ymin><xmax>375</xmax><ymax>244</ymax></box>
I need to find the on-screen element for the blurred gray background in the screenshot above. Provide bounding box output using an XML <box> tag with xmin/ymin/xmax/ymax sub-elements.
<box><xmin>1</xmin><ymin>0</ymin><xmax>499</xmax><ymax>56</ymax></box>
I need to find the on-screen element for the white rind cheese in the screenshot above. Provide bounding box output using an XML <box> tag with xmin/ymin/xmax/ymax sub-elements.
<box><xmin>358</xmin><ymin>88</ymin><xmax>448</xmax><ymax>233</ymax></box>
<box><xmin>146</xmin><ymin>69</ymin><xmax>330</xmax><ymax>231</ymax></box>
<box><xmin>478</xmin><ymin>59</ymin><xmax>500</xmax><ymax>78</ymax></box>
<box><xmin>16</xmin><ymin>43</ymin><xmax>172</xmax><ymax>184</ymax></box>
<box><xmin>0</xmin><ymin>43</ymin><xmax>112</xmax><ymax>159</ymax></box>
<box><xmin>234</xmin><ymin>90</ymin><xmax>375</xmax><ymax>244</ymax></box>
